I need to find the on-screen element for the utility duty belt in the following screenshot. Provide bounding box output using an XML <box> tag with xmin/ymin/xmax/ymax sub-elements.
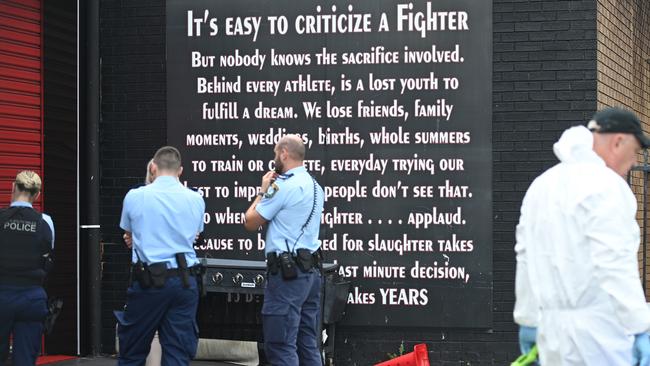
<box><xmin>267</xmin><ymin>249</ymin><xmax>321</xmax><ymax>280</ymax></box>
<box><xmin>131</xmin><ymin>253</ymin><xmax>204</xmax><ymax>289</ymax></box>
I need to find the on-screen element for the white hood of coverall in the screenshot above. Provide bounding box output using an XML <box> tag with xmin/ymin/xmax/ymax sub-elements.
<box><xmin>514</xmin><ymin>125</ymin><xmax>650</xmax><ymax>365</ymax></box>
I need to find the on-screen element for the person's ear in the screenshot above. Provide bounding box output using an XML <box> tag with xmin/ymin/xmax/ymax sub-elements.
<box><xmin>177</xmin><ymin>166</ymin><xmax>183</xmax><ymax>178</ymax></box>
<box><xmin>610</xmin><ymin>134</ymin><xmax>623</xmax><ymax>150</ymax></box>
<box><xmin>33</xmin><ymin>191</ymin><xmax>41</xmax><ymax>202</ymax></box>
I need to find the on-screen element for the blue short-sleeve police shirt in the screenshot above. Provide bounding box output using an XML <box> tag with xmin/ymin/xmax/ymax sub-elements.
<box><xmin>120</xmin><ymin>175</ymin><xmax>205</xmax><ymax>267</ymax></box>
<box><xmin>256</xmin><ymin>166</ymin><xmax>324</xmax><ymax>255</ymax></box>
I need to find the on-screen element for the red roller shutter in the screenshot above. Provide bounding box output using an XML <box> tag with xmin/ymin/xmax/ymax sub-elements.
<box><xmin>0</xmin><ymin>0</ymin><xmax>43</xmax><ymax>210</ymax></box>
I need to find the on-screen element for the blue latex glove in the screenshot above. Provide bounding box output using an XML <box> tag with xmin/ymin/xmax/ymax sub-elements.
<box><xmin>518</xmin><ymin>326</ymin><xmax>537</xmax><ymax>355</ymax></box>
<box><xmin>634</xmin><ymin>333</ymin><xmax>650</xmax><ymax>366</ymax></box>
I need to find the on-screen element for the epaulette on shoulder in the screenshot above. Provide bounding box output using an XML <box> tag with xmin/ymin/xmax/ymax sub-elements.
<box><xmin>277</xmin><ymin>173</ymin><xmax>294</xmax><ymax>181</ymax></box>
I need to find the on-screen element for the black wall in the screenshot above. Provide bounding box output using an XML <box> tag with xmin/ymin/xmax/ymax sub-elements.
<box><xmin>99</xmin><ymin>0</ymin><xmax>167</xmax><ymax>349</ymax></box>
<box><xmin>98</xmin><ymin>0</ymin><xmax>598</xmax><ymax>363</ymax></box>
<box><xmin>43</xmin><ymin>0</ymin><xmax>78</xmax><ymax>355</ymax></box>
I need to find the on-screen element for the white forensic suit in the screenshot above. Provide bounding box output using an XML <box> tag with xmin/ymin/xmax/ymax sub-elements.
<box><xmin>514</xmin><ymin>126</ymin><xmax>650</xmax><ymax>365</ymax></box>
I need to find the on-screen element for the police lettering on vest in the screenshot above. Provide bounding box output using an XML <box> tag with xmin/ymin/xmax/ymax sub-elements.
<box><xmin>3</xmin><ymin>219</ymin><xmax>37</xmax><ymax>232</ymax></box>
<box><xmin>0</xmin><ymin>207</ymin><xmax>53</xmax><ymax>286</ymax></box>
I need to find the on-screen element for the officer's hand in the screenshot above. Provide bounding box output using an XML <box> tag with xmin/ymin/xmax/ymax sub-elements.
<box><xmin>634</xmin><ymin>333</ymin><xmax>650</xmax><ymax>366</ymax></box>
<box><xmin>260</xmin><ymin>170</ymin><xmax>278</xmax><ymax>194</ymax></box>
<box><xmin>123</xmin><ymin>232</ymin><xmax>133</xmax><ymax>249</ymax></box>
<box><xmin>518</xmin><ymin>325</ymin><xmax>537</xmax><ymax>355</ymax></box>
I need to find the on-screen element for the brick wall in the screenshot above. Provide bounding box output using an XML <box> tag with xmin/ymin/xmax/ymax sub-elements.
<box><xmin>596</xmin><ymin>0</ymin><xmax>650</xmax><ymax>296</ymax></box>
<box><xmin>98</xmin><ymin>0</ymin><xmax>599</xmax><ymax>363</ymax></box>
<box><xmin>99</xmin><ymin>0</ymin><xmax>167</xmax><ymax>349</ymax></box>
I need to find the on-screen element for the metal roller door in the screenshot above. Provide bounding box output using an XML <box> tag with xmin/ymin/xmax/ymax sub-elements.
<box><xmin>0</xmin><ymin>0</ymin><xmax>43</xmax><ymax>209</ymax></box>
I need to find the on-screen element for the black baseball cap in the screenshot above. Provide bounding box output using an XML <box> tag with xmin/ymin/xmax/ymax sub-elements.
<box><xmin>587</xmin><ymin>107</ymin><xmax>650</xmax><ymax>148</ymax></box>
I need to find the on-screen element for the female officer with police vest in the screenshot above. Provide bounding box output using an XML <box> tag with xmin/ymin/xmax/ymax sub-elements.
<box><xmin>0</xmin><ymin>171</ymin><xmax>55</xmax><ymax>366</ymax></box>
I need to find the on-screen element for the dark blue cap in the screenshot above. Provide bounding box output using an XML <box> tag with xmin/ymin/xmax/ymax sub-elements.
<box><xmin>587</xmin><ymin>107</ymin><xmax>650</xmax><ymax>148</ymax></box>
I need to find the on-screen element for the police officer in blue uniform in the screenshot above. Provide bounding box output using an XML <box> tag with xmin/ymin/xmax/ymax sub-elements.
<box><xmin>244</xmin><ymin>135</ymin><xmax>325</xmax><ymax>366</ymax></box>
<box><xmin>118</xmin><ymin>146</ymin><xmax>205</xmax><ymax>366</ymax></box>
<box><xmin>0</xmin><ymin>171</ymin><xmax>55</xmax><ymax>366</ymax></box>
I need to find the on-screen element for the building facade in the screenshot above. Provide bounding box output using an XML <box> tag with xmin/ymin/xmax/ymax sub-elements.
<box><xmin>1</xmin><ymin>0</ymin><xmax>649</xmax><ymax>364</ymax></box>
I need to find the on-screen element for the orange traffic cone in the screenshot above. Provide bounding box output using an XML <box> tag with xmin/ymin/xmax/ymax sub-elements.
<box><xmin>374</xmin><ymin>343</ymin><xmax>430</xmax><ymax>366</ymax></box>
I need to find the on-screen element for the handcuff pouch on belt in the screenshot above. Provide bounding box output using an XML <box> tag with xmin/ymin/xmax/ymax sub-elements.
<box><xmin>267</xmin><ymin>252</ymin><xmax>280</xmax><ymax>276</ymax></box>
<box><xmin>295</xmin><ymin>248</ymin><xmax>319</xmax><ymax>272</ymax></box>
<box><xmin>148</xmin><ymin>263</ymin><xmax>167</xmax><ymax>288</ymax></box>
<box><xmin>132</xmin><ymin>261</ymin><xmax>151</xmax><ymax>288</ymax></box>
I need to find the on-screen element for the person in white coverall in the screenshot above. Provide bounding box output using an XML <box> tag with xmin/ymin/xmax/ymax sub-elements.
<box><xmin>514</xmin><ymin>107</ymin><xmax>650</xmax><ymax>365</ymax></box>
